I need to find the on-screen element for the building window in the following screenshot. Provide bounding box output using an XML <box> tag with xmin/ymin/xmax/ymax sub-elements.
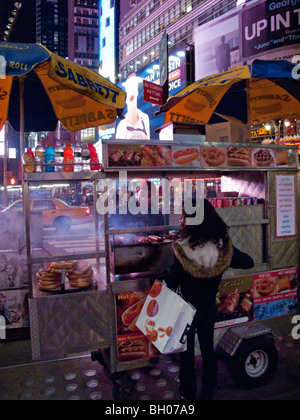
<box><xmin>106</xmin><ymin>17</ymin><xmax>110</xmax><ymax>27</ymax></box>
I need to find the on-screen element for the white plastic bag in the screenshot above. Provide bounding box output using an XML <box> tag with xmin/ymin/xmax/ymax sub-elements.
<box><xmin>136</xmin><ymin>280</ymin><xmax>196</xmax><ymax>354</ymax></box>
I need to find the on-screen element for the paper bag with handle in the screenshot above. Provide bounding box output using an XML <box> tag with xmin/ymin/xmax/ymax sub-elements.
<box><xmin>136</xmin><ymin>280</ymin><xmax>196</xmax><ymax>354</ymax></box>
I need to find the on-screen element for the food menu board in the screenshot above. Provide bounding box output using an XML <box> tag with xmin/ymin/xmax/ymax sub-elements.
<box><xmin>105</xmin><ymin>143</ymin><xmax>298</xmax><ymax>169</ymax></box>
<box><xmin>275</xmin><ymin>175</ymin><xmax>297</xmax><ymax>238</ymax></box>
<box><xmin>215</xmin><ymin>268</ymin><xmax>298</xmax><ymax>328</ymax></box>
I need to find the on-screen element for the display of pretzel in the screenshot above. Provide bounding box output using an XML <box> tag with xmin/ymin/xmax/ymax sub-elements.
<box><xmin>36</xmin><ymin>268</ymin><xmax>61</xmax><ymax>290</ymax></box>
<box><xmin>256</xmin><ymin>278</ymin><xmax>276</xmax><ymax>296</ymax></box>
<box><xmin>37</xmin><ymin>260</ymin><xmax>94</xmax><ymax>291</ymax></box>
<box><xmin>201</xmin><ymin>147</ymin><xmax>226</xmax><ymax>166</ymax></box>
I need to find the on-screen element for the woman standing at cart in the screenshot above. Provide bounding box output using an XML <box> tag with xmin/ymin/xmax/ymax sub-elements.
<box><xmin>166</xmin><ymin>198</ymin><xmax>254</xmax><ymax>400</ymax></box>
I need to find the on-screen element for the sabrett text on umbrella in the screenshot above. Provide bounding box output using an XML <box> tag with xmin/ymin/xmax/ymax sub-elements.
<box><xmin>250</xmin><ymin>94</ymin><xmax>291</xmax><ymax>102</ymax></box>
<box><xmin>54</xmin><ymin>60</ymin><xmax>120</xmax><ymax>104</ymax></box>
<box><xmin>60</xmin><ymin>109</ymin><xmax>115</xmax><ymax>128</ymax></box>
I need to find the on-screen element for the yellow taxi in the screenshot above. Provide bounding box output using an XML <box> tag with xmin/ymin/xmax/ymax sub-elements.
<box><xmin>2</xmin><ymin>198</ymin><xmax>93</xmax><ymax>231</ymax></box>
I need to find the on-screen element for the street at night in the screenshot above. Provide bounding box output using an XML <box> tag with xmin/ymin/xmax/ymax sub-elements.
<box><xmin>0</xmin><ymin>0</ymin><xmax>300</xmax><ymax>403</ymax></box>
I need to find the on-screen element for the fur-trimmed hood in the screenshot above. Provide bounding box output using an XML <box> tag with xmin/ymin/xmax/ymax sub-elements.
<box><xmin>172</xmin><ymin>238</ymin><xmax>233</xmax><ymax>280</ymax></box>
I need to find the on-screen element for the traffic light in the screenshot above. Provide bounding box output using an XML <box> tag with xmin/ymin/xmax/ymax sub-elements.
<box><xmin>9</xmin><ymin>177</ymin><xmax>17</xmax><ymax>186</ymax></box>
<box><xmin>7</xmin><ymin>171</ymin><xmax>18</xmax><ymax>186</ymax></box>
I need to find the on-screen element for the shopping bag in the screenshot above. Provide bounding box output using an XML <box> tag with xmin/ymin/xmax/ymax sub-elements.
<box><xmin>136</xmin><ymin>280</ymin><xmax>196</xmax><ymax>354</ymax></box>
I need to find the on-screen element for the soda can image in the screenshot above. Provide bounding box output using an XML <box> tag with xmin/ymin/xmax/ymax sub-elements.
<box><xmin>215</xmin><ymin>199</ymin><xmax>222</xmax><ymax>208</ymax></box>
<box><xmin>226</xmin><ymin>198</ymin><xmax>234</xmax><ymax>206</ymax></box>
<box><xmin>221</xmin><ymin>199</ymin><xmax>228</xmax><ymax>208</ymax></box>
<box><xmin>234</xmin><ymin>198</ymin><xmax>242</xmax><ymax>206</ymax></box>
<box><xmin>251</xmin><ymin>197</ymin><xmax>258</xmax><ymax>205</ymax></box>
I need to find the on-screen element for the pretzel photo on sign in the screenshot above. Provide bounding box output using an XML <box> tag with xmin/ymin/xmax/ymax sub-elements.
<box><xmin>201</xmin><ymin>147</ymin><xmax>226</xmax><ymax>167</ymax></box>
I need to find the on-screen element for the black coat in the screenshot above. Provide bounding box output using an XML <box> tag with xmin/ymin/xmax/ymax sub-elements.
<box><xmin>166</xmin><ymin>241</ymin><xmax>254</xmax><ymax>310</ymax></box>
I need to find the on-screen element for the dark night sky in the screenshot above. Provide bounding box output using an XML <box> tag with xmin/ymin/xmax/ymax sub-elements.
<box><xmin>0</xmin><ymin>0</ymin><xmax>36</xmax><ymax>43</ymax></box>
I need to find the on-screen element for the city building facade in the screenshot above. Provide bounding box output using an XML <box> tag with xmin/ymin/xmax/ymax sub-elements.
<box><xmin>68</xmin><ymin>0</ymin><xmax>100</xmax><ymax>73</ymax></box>
<box><xmin>118</xmin><ymin>0</ymin><xmax>238</xmax><ymax>80</ymax></box>
<box><xmin>36</xmin><ymin>0</ymin><xmax>69</xmax><ymax>58</ymax></box>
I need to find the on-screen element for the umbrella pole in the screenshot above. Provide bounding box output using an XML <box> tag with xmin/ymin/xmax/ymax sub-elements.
<box><xmin>246</xmin><ymin>80</ymin><xmax>251</xmax><ymax>143</ymax></box>
<box><xmin>19</xmin><ymin>76</ymin><xmax>25</xmax><ymax>168</ymax></box>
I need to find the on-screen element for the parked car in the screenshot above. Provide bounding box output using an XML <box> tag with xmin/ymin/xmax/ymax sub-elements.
<box><xmin>1</xmin><ymin>198</ymin><xmax>93</xmax><ymax>231</ymax></box>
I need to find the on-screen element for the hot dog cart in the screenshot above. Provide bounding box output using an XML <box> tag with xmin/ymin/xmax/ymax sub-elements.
<box><xmin>24</xmin><ymin>139</ymin><xmax>299</xmax><ymax>399</ymax></box>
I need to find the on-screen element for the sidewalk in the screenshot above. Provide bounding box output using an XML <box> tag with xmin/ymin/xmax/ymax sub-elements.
<box><xmin>0</xmin><ymin>315</ymin><xmax>299</xmax><ymax>400</ymax></box>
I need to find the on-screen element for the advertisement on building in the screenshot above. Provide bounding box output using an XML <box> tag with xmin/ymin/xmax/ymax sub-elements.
<box><xmin>195</xmin><ymin>0</ymin><xmax>300</xmax><ymax>80</ymax></box>
<box><xmin>116</xmin><ymin>43</ymin><xmax>187</xmax><ymax>140</ymax></box>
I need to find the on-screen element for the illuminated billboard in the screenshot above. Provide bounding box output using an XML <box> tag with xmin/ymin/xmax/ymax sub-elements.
<box><xmin>116</xmin><ymin>43</ymin><xmax>187</xmax><ymax>140</ymax></box>
<box><xmin>195</xmin><ymin>0</ymin><xmax>300</xmax><ymax>80</ymax></box>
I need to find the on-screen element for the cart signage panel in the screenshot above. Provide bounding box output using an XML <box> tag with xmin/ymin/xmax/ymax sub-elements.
<box><xmin>275</xmin><ymin>174</ymin><xmax>297</xmax><ymax>237</ymax></box>
<box><xmin>115</xmin><ymin>290</ymin><xmax>161</xmax><ymax>363</ymax></box>
<box><xmin>215</xmin><ymin>267</ymin><xmax>298</xmax><ymax>328</ymax></box>
<box><xmin>104</xmin><ymin>142</ymin><xmax>298</xmax><ymax>170</ymax></box>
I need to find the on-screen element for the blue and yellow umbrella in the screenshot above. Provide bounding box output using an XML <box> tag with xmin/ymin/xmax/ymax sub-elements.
<box><xmin>0</xmin><ymin>42</ymin><xmax>126</xmax><ymax>139</ymax></box>
<box><xmin>156</xmin><ymin>59</ymin><xmax>300</xmax><ymax>127</ymax></box>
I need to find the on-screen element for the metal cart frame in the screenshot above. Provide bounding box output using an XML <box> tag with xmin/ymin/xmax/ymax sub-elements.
<box><xmin>23</xmin><ymin>141</ymin><xmax>299</xmax><ymax>398</ymax></box>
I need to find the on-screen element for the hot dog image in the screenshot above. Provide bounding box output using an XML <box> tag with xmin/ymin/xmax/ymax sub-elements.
<box><xmin>227</xmin><ymin>147</ymin><xmax>251</xmax><ymax>167</ymax></box>
<box><xmin>118</xmin><ymin>338</ymin><xmax>148</xmax><ymax>362</ymax></box>
<box><xmin>121</xmin><ymin>297</ymin><xmax>146</xmax><ymax>328</ymax></box>
<box><xmin>173</xmin><ymin>147</ymin><xmax>200</xmax><ymax>165</ymax></box>
<box><xmin>55</xmin><ymin>94</ymin><xmax>87</xmax><ymax>109</ymax></box>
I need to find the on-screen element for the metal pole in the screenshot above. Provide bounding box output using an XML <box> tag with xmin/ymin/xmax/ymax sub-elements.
<box><xmin>19</xmin><ymin>76</ymin><xmax>25</xmax><ymax>181</ymax></box>
<box><xmin>246</xmin><ymin>80</ymin><xmax>251</xmax><ymax>143</ymax></box>
<box><xmin>3</xmin><ymin>122</ymin><xmax>8</xmax><ymax>207</ymax></box>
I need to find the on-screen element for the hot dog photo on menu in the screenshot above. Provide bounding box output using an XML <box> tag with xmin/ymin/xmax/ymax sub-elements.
<box><xmin>115</xmin><ymin>290</ymin><xmax>157</xmax><ymax>362</ymax></box>
<box><xmin>172</xmin><ymin>146</ymin><xmax>200</xmax><ymax>167</ymax></box>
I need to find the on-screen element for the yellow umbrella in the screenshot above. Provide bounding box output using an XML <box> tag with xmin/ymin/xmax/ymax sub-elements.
<box><xmin>0</xmin><ymin>42</ymin><xmax>126</xmax><ymax>151</ymax></box>
<box><xmin>156</xmin><ymin>59</ymin><xmax>300</xmax><ymax>127</ymax></box>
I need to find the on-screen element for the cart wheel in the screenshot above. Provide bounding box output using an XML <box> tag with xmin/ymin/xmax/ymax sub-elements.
<box><xmin>228</xmin><ymin>335</ymin><xmax>278</xmax><ymax>389</ymax></box>
<box><xmin>112</xmin><ymin>376</ymin><xmax>133</xmax><ymax>400</ymax></box>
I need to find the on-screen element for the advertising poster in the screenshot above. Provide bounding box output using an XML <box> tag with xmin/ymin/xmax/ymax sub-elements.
<box><xmin>195</xmin><ymin>0</ymin><xmax>300</xmax><ymax>80</ymax></box>
<box><xmin>115</xmin><ymin>290</ymin><xmax>160</xmax><ymax>363</ymax></box>
<box><xmin>253</xmin><ymin>268</ymin><xmax>298</xmax><ymax>320</ymax></box>
<box><xmin>215</xmin><ymin>274</ymin><xmax>254</xmax><ymax>328</ymax></box>
<box><xmin>116</xmin><ymin>43</ymin><xmax>187</xmax><ymax>140</ymax></box>
<box><xmin>240</xmin><ymin>0</ymin><xmax>300</xmax><ymax>60</ymax></box>
<box><xmin>0</xmin><ymin>289</ymin><xmax>23</xmax><ymax>329</ymax></box>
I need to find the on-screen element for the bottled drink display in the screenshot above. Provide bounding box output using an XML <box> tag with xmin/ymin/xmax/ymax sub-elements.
<box><xmin>88</xmin><ymin>143</ymin><xmax>101</xmax><ymax>171</ymax></box>
<box><xmin>35</xmin><ymin>141</ymin><xmax>45</xmax><ymax>173</ymax></box>
<box><xmin>74</xmin><ymin>142</ymin><xmax>82</xmax><ymax>172</ymax></box>
<box><xmin>25</xmin><ymin>142</ymin><xmax>102</xmax><ymax>173</ymax></box>
<box><xmin>55</xmin><ymin>141</ymin><xmax>64</xmax><ymax>172</ymax></box>
<box><xmin>64</xmin><ymin>143</ymin><xmax>74</xmax><ymax>172</ymax></box>
<box><xmin>81</xmin><ymin>143</ymin><xmax>91</xmax><ymax>172</ymax></box>
<box><xmin>44</xmin><ymin>144</ymin><xmax>55</xmax><ymax>172</ymax></box>
<box><xmin>23</xmin><ymin>148</ymin><xmax>35</xmax><ymax>173</ymax></box>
